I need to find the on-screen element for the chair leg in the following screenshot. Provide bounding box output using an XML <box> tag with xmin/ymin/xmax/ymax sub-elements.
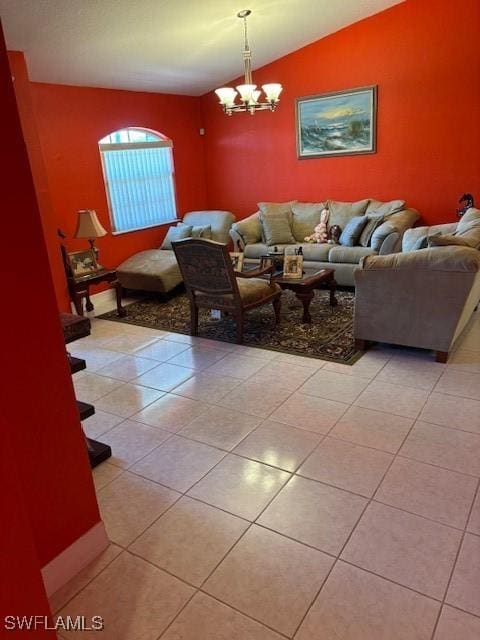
<box><xmin>235</xmin><ymin>312</ymin><xmax>244</xmax><ymax>344</ymax></box>
<box><xmin>355</xmin><ymin>339</ymin><xmax>369</xmax><ymax>351</ymax></box>
<box><xmin>273</xmin><ymin>296</ymin><xmax>281</xmax><ymax>324</ymax></box>
<box><xmin>190</xmin><ymin>302</ymin><xmax>199</xmax><ymax>336</ymax></box>
<box><xmin>435</xmin><ymin>350</ymin><xmax>448</xmax><ymax>363</ymax></box>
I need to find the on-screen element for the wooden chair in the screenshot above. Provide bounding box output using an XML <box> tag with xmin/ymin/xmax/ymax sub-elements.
<box><xmin>172</xmin><ymin>238</ymin><xmax>281</xmax><ymax>344</ymax></box>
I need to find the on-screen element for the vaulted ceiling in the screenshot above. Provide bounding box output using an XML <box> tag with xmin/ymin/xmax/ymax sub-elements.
<box><xmin>0</xmin><ymin>0</ymin><xmax>403</xmax><ymax>95</ymax></box>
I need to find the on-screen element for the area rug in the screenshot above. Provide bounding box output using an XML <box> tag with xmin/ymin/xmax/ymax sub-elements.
<box><xmin>98</xmin><ymin>289</ymin><xmax>360</xmax><ymax>364</ymax></box>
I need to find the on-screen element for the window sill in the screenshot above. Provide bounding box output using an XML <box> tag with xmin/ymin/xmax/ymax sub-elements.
<box><xmin>111</xmin><ymin>219</ymin><xmax>180</xmax><ymax>236</ymax></box>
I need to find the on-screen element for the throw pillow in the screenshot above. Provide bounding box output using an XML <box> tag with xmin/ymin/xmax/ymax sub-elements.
<box><xmin>232</xmin><ymin>214</ymin><xmax>262</xmax><ymax>245</ymax></box>
<box><xmin>410</xmin><ymin>234</ymin><xmax>428</xmax><ymax>251</ymax></box>
<box><xmin>428</xmin><ymin>234</ymin><xmax>471</xmax><ymax>248</ymax></box>
<box><xmin>259</xmin><ymin>211</ymin><xmax>296</xmax><ymax>246</ymax></box>
<box><xmin>366</xmin><ymin>199</ymin><xmax>406</xmax><ymax>216</ymax></box>
<box><xmin>291</xmin><ymin>204</ymin><xmax>323</xmax><ymax>241</ymax></box>
<box><xmin>339</xmin><ymin>216</ymin><xmax>368</xmax><ymax>247</ymax></box>
<box><xmin>160</xmin><ymin>224</ymin><xmax>193</xmax><ymax>250</ymax></box>
<box><xmin>327</xmin><ymin>199</ymin><xmax>370</xmax><ymax>229</ymax></box>
<box><xmin>370</xmin><ymin>221</ymin><xmax>397</xmax><ymax>252</ymax></box>
<box><xmin>177</xmin><ymin>222</ymin><xmax>212</xmax><ymax>239</ymax></box>
<box><xmin>359</xmin><ymin>213</ymin><xmax>384</xmax><ymax>247</ymax></box>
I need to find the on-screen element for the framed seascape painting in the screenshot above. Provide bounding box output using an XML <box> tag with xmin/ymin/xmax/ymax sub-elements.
<box><xmin>296</xmin><ymin>85</ymin><xmax>377</xmax><ymax>159</ymax></box>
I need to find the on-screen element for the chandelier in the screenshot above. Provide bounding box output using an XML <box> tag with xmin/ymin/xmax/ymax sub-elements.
<box><xmin>215</xmin><ymin>9</ymin><xmax>283</xmax><ymax>115</ymax></box>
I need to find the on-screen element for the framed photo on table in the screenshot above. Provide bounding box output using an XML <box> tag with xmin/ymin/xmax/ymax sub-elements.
<box><xmin>283</xmin><ymin>255</ymin><xmax>304</xmax><ymax>279</ymax></box>
<box><xmin>230</xmin><ymin>252</ymin><xmax>244</xmax><ymax>273</ymax></box>
<box><xmin>296</xmin><ymin>85</ymin><xmax>377</xmax><ymax>159</ymax></box>
<box><xmin>68</xmin><ymin>248</ymin><xmax>99</xmax><ymax>278</ymax></box>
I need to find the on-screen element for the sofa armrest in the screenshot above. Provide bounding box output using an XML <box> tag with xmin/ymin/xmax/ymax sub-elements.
<box><xmin>372</xmin><ymin>208</ymin><xmax>419</xmax><ymax>254</ymax></box>
<box><xmin>360</xmin><ymin>246</ymin><xmax>480</xmax><ymax>272</ymax></box>
<box><xmin>230</xmin><ymin>212</ymin><xmax>262</xmax><ymax>251</ymax></box>
<box><xmin>403</xmin><ymin>222</ymin><xmax>457</xmax><ymax>252</ymax></box>
<box><xmin>230</xmin><ymin>228</ymin><xmax>245</xmax><ymax>251</ymax></box>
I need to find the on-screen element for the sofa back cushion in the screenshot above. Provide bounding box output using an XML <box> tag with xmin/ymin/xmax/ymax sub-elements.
<box><xmin>183</xmin><ymin>210</ymin><xmax>235</xmax><ymax>243</ymax></box>
<box><xmin>456</xmin><ymin>207</ymin><xmax>480</xmax><ymax>231</ymax></box>
<box><xmin>258</xmin><ymin>201</ymin><xmax>296</xmax><ymax>220</ymax></box>
<box><xmin>291</xmin><ymin>202</ymin><xmax>325</xmax><ymax>241</ymax></box>
<box><xmin>428</xmin><ymin>234</ymin><xmax>472</xmax><ymax>248</ymax></box>
<box><xmin>327</xmin><ymin>199</ymin><xmax>369</xmax><ymax>230</ymax></box>
<box><xmin>366</xmin><ymin>199</ymin><xmax>406</xmax><ymax>216</ymax></box>
<box><xmin>259</xmin><ymin>211</ymin><xmax>296</xmax><ymax>246</ymax></box>
<box><xmin>339</xmin><ymin>216</ymin><xmax>368</xmax><ymax>246</ymax></box>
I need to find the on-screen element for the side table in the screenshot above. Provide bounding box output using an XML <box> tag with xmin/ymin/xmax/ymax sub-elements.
<box><xmin>68</xmin><ymin>268</ymin><xmax>126</xmax><ymax>317</ymax></box>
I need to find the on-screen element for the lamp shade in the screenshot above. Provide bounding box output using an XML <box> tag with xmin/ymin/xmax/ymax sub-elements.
<box><xmin>74</xmin><ymin>209</ymin><xmax>107</xmax><ymax>239</ymax></box>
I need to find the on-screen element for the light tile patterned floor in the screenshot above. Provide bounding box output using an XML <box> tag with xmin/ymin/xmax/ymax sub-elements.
<box><xmin>54</xmin><ymin>309</ymin><xmax>480</xmax><ymax>639</ymax></box>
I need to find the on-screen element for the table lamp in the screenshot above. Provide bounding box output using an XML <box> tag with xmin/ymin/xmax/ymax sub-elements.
<box><xmin>74</xmin><ymin>209</ymin><xmax>107</xmax><ymax>267</ymax></box>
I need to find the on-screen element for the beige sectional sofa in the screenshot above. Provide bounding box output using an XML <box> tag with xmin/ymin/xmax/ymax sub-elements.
<box><xmin>354</xmin><ymin>207</ymin><xmax>480</xmax><ymax>361</ymax></box>
<box><xmin>117</xmin><ymin>210</ymin><xmax>235</xmax><ymax>294</ymax></box>
<box><xmin>230</xmin><ymin>199</ymin><xmax>419</xmax><ymax>286</ymax></box>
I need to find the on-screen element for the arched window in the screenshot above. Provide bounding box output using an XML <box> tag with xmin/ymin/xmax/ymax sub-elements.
<box><xmin>99</xmin><ymin>127</ymin><xmax>177</xmax><ymax>234</ymax></box>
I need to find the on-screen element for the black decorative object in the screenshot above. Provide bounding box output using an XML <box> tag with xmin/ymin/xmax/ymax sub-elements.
<box><xmin>457</xmin><ymin>193</ymin><xmax>474</xmax><ymax>218</ymax></box>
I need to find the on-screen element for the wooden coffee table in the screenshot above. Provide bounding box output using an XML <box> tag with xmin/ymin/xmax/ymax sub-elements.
<box><xmin>271</xmin><ymin>268</ymin><xmax>337</xmax><ymax>323</ymax></box>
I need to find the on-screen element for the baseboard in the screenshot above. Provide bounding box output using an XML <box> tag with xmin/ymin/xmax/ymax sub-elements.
<box><xmin>41</xmin><ymin>521</ymin><xmax>109</xmax><ymax>597</ymax></box>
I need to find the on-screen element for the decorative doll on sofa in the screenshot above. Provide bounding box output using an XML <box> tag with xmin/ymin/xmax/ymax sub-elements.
<box><xmin>304</xmin><ymin>208</ymin><xmax>329</xmax><ymax>243</ymax></box>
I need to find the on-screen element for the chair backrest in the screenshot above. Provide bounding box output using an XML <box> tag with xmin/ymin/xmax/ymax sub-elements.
<box><xmin>172</xmin><ymin>238</ymin><xmax>239</xmax><ymax>296</ymax></box>
<box><xmin>183</xmin><ymin>211</ymin><xmax>235</xmax><ymax>244</ymax></box>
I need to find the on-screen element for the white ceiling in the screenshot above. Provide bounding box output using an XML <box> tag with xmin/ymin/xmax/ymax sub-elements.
<box><xmin>0</xmin><ymin>0</ymin><xmax>403</xmax><ymax>96</ymax></box>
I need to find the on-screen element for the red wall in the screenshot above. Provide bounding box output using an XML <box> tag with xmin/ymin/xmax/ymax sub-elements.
<box><xmin>1</xmin><ymin>24</ymin><xmax>100</xmax><ymax>576</ymax></box>
<box><xmin>29</xmin><ymin>82</ymin><xmax>207</xmax><ymax>307</ymax></box>
<box><xmin>201</xmin><ymin>0</ymin><xmax>480</xmax><ymax>224</ymax></box>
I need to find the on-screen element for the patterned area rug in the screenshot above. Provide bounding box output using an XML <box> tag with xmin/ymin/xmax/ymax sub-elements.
<box><xmin>98</xmin><ymin>289</ymin><xmax>360</xmax><ymax>364</ymax></box>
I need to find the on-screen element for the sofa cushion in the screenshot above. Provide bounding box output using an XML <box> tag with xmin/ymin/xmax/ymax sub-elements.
<box><xmin>177</xmin><ymin>222</ymin><xmax>212</xmax><ymax>239</ymax></box>
<box><xmin>259</xmin><ymin>211</ymin><xmax>296</xmax><ymax>246</ymax></box>
<box><xmin>232</xmin><ymin>214</ymin><xmax>262</xmax><ymax>245</ymax></box>
<box><xmin>117</xmin><ymin>250</ymin><xmax>182</xmax><ymax>293</ymax></box>
<box><xmin>285</xmin><ymin>243</ymin><xmax>331</xmax><ymax>262</ymax></box>
<box><xmin>244</xmin><ymin>243</ymin><xmax>294</xmax><ymax>259</ymax></box>
<box><xmin>359</xmin><ymin>214</ymin><xmax>384</xmax><ymax>247</ymax></box>
<box><xmin>258</xmin><ymin>201</ymin><xmax>296</xmax><ymax>219</ymax></box>
<box><xmin>339</xmin><ymin>216</ymin><xmax>368</xmax><ymax>247</ymax></box>
<box><xmin>291</xmin><ymin>203</ymin><xmax>324</xmax><ymax>241</ymax></box>
<box><xmin>160</xmin><ymin>224</ymin><xmax>193</xmax><ymax>250</ymax></box>
<box><xmin>428</xmin><ymin>234</ymin><xmax>471</xmax><ymax>248</ymax></box>
<box><xmin>366</xmin><ymin>199</ymin><xmax>406</xmax><ymax>216</ymax></box>
<box><xmin>196</xmin><ymin>278</ymin><xmax>281</xmax><ymax>308</ymax></box>
<box><xmin>328</xmin><ymin>246</ymin><xmax>376</xmax><ymax>264</ymax></box>
<box><xmin>327</xmin><ymin>199</ymin><xmax>369</xmax><ymax>229</ymax></box>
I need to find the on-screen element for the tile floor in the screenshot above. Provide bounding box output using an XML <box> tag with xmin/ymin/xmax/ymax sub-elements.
<box><xmin>53</xmin><ymin>302</ymin><xmax>480</xmax><ymax>639</ymax></box>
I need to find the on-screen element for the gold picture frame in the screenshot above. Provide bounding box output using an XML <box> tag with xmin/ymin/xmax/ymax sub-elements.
<box><xmin>296</xmin><ymin>85</ymin><xmax>377</xmax><ymax>159</ymax></box>
<box><xmin>283</xmin><ymin>255</ymin><xmax>304</xmax><ymax>279</ymax></box>
<box><xmin>68</xmin><ymin>248</ymin><xmax>99</xmax><ymax>278</ymax></box>
<box><xmin>230</xmin><ymin>252</ymin><xmax>244</xmax><ymax>273</ymax></box>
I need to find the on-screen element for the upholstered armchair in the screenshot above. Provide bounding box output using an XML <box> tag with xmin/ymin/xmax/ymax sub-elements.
<box><xmin>172</xmin><ymin>238</ymin><xmax>282</xmax><ymax>344</ymax></box>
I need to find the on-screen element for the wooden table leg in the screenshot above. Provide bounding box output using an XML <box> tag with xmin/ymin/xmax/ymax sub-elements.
<box><xmin>329</xmin><ymin>277</ymin><xmax>338</xmax><ymax>307</ymax></box>
<box><xmin>71</xmin><ymin>291</ymin><xmax>84</xmax><ymax>316</ymax></box>
<box><xmin>113</xmin><ymin>279</ymin><xmax>126</xmax><ymax>317</ymax></box>
<box><xmin>85</xmin><ymin>289</ymin><xmax>94</xmax><ymax>312</ymax></box>
<box><xmin>296</xmin><ymin>290</ymin><xmax>315</xmax><ymax>323</ymax></box>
